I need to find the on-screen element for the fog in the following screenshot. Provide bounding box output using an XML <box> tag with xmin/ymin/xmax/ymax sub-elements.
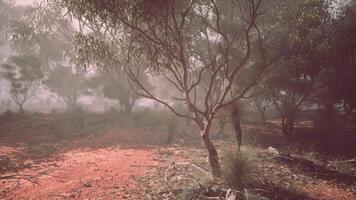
<box><xmin>0</xmin><ymin>0</ymin><xmax>355</xmax><ymax>199</ymax></box>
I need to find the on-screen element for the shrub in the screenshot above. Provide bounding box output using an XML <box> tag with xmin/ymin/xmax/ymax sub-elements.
<box><xmin>50</xmin><ymin>106</ymin><xmax>88</xmax><ymax>138</ymax></box>
<box><xmin>50</xmin><ymin>118</ymin><xmax>78</xmax><ymax>138</ymax></box>
<box><xmin>221</xmin><ymin>147</ymin><xmax>256</xmax><ymax>190</ymax></box>
<box><xmin>2</xmin><ymin>110</ymin><xmax>13</xmax><ymax>119</ymax></box>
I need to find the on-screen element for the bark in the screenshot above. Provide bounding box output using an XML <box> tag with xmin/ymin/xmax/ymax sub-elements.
<box><xmin>256</xmin><ymin>104</ymin><xmax>267</xmax><ymax>125</ymax></box>
<box><xmin>259</xmin><ymin>111</ymin><xmax>266</xmax><ymax>125</ymax></box>
<box><xmin>218</xmin><ymin>117</ymin><xmax>226</xmax><ymax>135</ymax></box>
<box><xmin>282</xmin><ymin>113</ymin><xmax>295</xmax><ymax>143</ymax></box>
<box><xmin>201</xmin><ymin>131</ymin><xmax>221</xmax><ymax>177</ymax></box>
<box><xmin>123</xmin><ymin>103</ymin><xmax>134</xmax><ymax>113</ymax></box>
<box><xmin>232</xmin><ymin>108</ymin><xmax>242</xmax><ymax>151</ymax></box>
<box><xmin>288</xmin><ymin>115</ymin><xmax>295</xmax><ymax>136</ymax></box>
<box><xmin>18</xmin><ymin>104</ymin><xmax>24</xmax><ymax>114</ymax></box>
<box><xmin>166</xmin><ymin>124</ymin><xmax>175</xmax><ymax>145</ymax></box>
<box><xmin>281</xmin><ymin>116</ymin><xmax>286</xmax><ymax>134</ymax></box>
<box><xmin>323</xmin><ymin>103</ymin><xmax>334</xmax><ymax>150</ymax></box>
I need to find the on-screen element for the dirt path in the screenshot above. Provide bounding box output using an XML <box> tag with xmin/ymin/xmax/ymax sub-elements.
<box><xmin>1</xmin><ymin>148</ymin><xmax>158</xmax><ymax>200</ymax></box>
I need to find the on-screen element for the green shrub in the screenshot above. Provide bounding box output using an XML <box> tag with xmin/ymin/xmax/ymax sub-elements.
<box><xmin>221</xmin><ymin>147</ymin><xmax>256</xmax><ymax>190</ymax></box>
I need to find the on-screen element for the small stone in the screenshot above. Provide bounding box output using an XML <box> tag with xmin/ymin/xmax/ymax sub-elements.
<box><xmin>83</xmin><ymin>181</ymin><xmax>92</xmax><ymax>187</ymax></box>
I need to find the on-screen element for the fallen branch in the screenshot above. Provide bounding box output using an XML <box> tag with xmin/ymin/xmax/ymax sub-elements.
<box><xmin>273</xmin><ymin>152</ymin><xmax>356</xmax><ymax>185</ymax></box>
<box><xmin>176</xmin><ymin>162</ymin><xmax>211</xmax><ymax>177</ymax></box>
<box><xmin>337</xmin><ymin>158</ymin><xmax>356</xmax><ymax>164</ymax></box>
<box><xmin>0</xmin><ymin>174</ymin><xmax>17</xmax><ymax>179</ymax></box>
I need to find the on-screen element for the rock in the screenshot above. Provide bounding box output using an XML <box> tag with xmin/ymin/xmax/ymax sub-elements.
<box><xmin>83</xmin><ymin>181</ymin><xmax>92</xmax><ymax>187</ymax></box>
<box><xmin>267</xmin><ymin>146</ymin><xmax>279</xmax><ymax>155</ymax></box>
<box><xmin>226</xmin><ymin>189</ymin><xmax>237</xmax><ymax>200</ymax></box>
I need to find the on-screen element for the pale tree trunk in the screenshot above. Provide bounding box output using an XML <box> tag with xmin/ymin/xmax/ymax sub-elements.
<box><xmin>256</xmin><ymin>105</ymin><xmax>267</xmax><ymax>125</ymax></box>
<box><xmin>18</xmin><ymin>103</ymin><xmax>24</xmax><ymax>114</ymax></box>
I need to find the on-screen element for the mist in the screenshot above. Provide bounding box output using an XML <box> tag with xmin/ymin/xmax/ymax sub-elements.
<box><xmin>0</xmin><ymin>0</ymin><xmax>355</xmax><ymax>199</ymax></box>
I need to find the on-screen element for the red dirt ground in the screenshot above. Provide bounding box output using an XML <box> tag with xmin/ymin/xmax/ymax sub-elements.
<box><xmin>1</xmin><ymin>147</ymin><xmax>158</xmax><ymax>200</ymax></box>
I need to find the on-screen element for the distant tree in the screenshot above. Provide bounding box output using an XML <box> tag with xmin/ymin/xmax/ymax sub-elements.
<box><xmin>1</xmin><ymin>54</ymin><xmax>43</xmax><ymax>112</ymax></box>
<box><xmin>88</xmin><ymin>65</ymin><xmax>148</xmax><ymax>113</ymax></box>
<box><xmin>263</xmin><ymin>0</ymin><xmax>331</xmax><ymax>141</ymax></box>
<box><xmin>250</xmin><ymin>91</ymin><xmax>272</xmax><ymax>125</ymax></box>
<box><xmin>323</xmin><ymin>1</ymin><xmax>356</xmax><ymax>115</ymax></box>
<box><xmin>9</xmin><ymin>4</ymin><xmax>73</xmax><ymax>66</ymax></box>
<box><xmin>43</xmin><ymin>66</ymin><xmax>86</xmax><ymax>108</ymax></box>
<box><xmin>311</xmin><ymin>1</ymin><xmax>356</xmax><ymax>149</ymax></box>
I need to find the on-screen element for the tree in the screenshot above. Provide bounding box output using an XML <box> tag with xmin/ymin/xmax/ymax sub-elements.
<box><xmin>1</xmin><ymin>54</ymin><xmax>43</xmax><ymax>112</ymax></box>
<box><xmin>251</xmin><ymin>93</ymin><xmax>272</xmax><ymax>125</ymax></box>
<box><xmin>323</xmin><ymin>0</ymin><xmax>356</xmax><ymax>115</ymax></box>
<box><xmin>311</xmin><ymin>0</ymin><xmax>356</xmax><ymax>149</ymax></box>
<box><xmin>88</xmin><ymin>65</ymin><xmax>146</xmax><ymax>113</ymax></box>
<box><xmin>9</xmin><ymin>3</ymin><xmax>73</xmax><ymax>66</ymax></box>
<box><xmin>58</xmin><ymin>0</ymin><xmax>267</xmax><ymax>177</ymax></box>
<box><xmin>43</xmin><ymin>66</ymin><xmax>86</xmax><ymax>108</ymax></box>
<box><xmin>262</xmin><ymin>0</ymin><xmax>331</xmax><ymax>141</ymax></box>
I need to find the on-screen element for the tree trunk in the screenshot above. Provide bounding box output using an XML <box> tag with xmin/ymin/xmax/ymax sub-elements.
<box><xmin>288</xmin><ymin>115</ymin><xmax>295</xmax><ymax>136</ymax></box>
<box><xmin>283</xmin><ymin>114</ymin><xmax>294</xmax><ymax>143</ymax></box>
<box><xmin>18</xmin><ymin>104</ymin><xmax>24</xmax><ymax>114</ymax></box>
<box><xmin>232</xmin><ymin>108</ymin><xmax>242</xmax><ymax>151</ymax></box>
<box><xmin>195</xmin><ymin>116</ymin><xmax>221</xmax><ymax>178</ymax></box>
<box><xmin>218</xmin><ymin>117</ymin><xmax>226</xmax><ymax>136</ymax></box>
<box><xmin>124</xmin><ymin>105</ymin><xmax>133</xmax><ymax>113</ymax></box>
<box><xmin>323</xmin><ymin>103</ymin><xmax>334</xmax><ymax>151</ymax></box>
<box><xmin>260</xmin><ymin>111</ymin><xmax>266</xmax><ymax>125</ymax></box>
<box><xmin>281</xmin><ymin>116</ymin><xmax>287</xmax><ymax>135</ymax></box>
<box><xmin>201</xmin><ymin>131</ymin><xmax>221</xmax><ymax>178</ymax></box>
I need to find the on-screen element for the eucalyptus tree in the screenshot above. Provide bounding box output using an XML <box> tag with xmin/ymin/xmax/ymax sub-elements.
<box><xmin>8</xmin><ymin>3</ymin><xmax>74</xmax><ymax>71</ymax></box>
<box><xmin>87</xmin><ymin>65</ymin><xmax>143</xmax><ymax>113</ymax></box>
<box><xmin>261</xmin><ymin>0</ymin><xmax>332</xmax><ymax>141</ymax></box>
<box><xmin>43</xmin><ymin>66</ymin><xmax>87</xmax><ymax>108</ymax></box>
<box><xmin>1</xmin><ymin>54</ymin><xmax>43</xmax><ymax>112</ymax></box>
<box><xmin>323</xmin><ymin>0</ymin><xmax>356</xmax><ymax>116</ymax></box>
<box><xmin>310</xmin><ymin>0</ymin><xmax>356</xmax><ymax>148</ymax></box>
<box><xmin>250</xmin><ymin>89</ymin><xmax>272</xmax><ymax>125</ymax></box>
<box><xmin>56</xmin><ymin>0</ymin><xmax>268</xmax><ymax>177</ymax></box>
<box><xmin>6</xmin><ymin>3</ymin><xmax>88</xmax><ymax>109</ymax></box>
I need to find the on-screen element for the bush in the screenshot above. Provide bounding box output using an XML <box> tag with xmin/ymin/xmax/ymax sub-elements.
<box><xmin>50</xmin><ymin>106</ymin><xmax>88</xmax><ymax>139</ymax></box>
<box><xmin>221</xmin><ymin>147</ymin><xmax>256</xmax><ymax>190</ymax></box>
<box><xmin>0</xmin><ymin>110</ymin><xmax>25</xmax><ymax>121</ymax></box>
<box><xmin>2</xmin><ymin>110</ymin><xmax>13</xmax><ymax>119</ymax></box>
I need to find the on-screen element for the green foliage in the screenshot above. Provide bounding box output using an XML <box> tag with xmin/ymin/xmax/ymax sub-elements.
<box><xmin>1</xmin><ymin>54</ymin><xmax>43</xmax><ymax>112</ymax></box>
<box><xmin>44</xmin><ymin>66</ymin><xmax>87</xmax><ymax>108</ymax></box>
<box><xmin>9</xmin><ymin>3</ymin><xmax>73</xmax><ymax>62</ymax></box>
<box><xmin>88</xmin><ymin>67</ymin><xmax>142</xmax><ymax>113</ymax></box>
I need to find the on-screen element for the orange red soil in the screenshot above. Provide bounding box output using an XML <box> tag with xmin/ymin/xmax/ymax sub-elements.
<box><xmin>1</xmin><ymin>148</ymin><xmax>158</xmax><ymax>200</ymax></box>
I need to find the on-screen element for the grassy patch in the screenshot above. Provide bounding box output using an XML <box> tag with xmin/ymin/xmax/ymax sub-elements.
<box><xmin>221</xmin><ymin>147</ymin><xmax>257</xmax><ymax>190</ymax></box>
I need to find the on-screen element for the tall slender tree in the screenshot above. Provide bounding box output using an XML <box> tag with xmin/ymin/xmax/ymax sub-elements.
<box><xmin>57</xmin><ymin>0</ymin><xmax>268</xmax><ymax>177</ymax></box>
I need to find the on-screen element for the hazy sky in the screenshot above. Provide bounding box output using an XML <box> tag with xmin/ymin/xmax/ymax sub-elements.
<box><xmin>14</xmin><ymin>0</ymin><xmax>36</xmax><ymax>6</ymax></box>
